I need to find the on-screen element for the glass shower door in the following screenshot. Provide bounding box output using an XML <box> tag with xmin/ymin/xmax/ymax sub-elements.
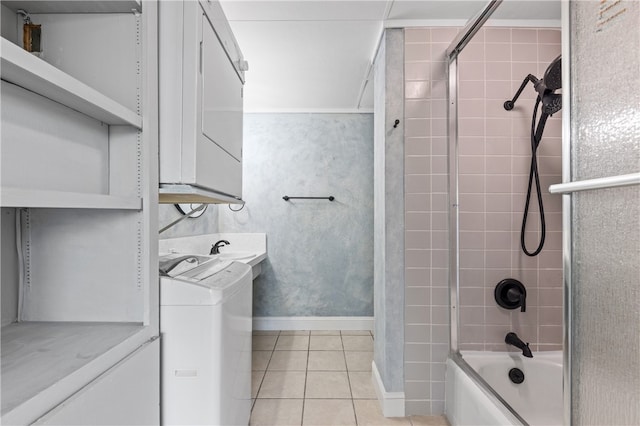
<box><xmin>557</xmin><ymin>1</ymin><xmax>640</xmax><ymax>424</ymax></box>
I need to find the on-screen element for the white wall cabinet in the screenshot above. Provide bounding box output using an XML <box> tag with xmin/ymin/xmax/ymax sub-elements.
<box><xmin>0</xmin><ymin>1</ymin><xmax>159</xmax><ymax>424</ymax></box>
<box><xmin>159</xmin><ymin>0</ymin><xmax>246</xmax><ymax>204</ymax></box>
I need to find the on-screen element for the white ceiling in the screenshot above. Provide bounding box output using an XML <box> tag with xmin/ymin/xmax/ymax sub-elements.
<box><xmin>220</xmin><ymin>0</ymin><xmax>561</xmax><ymax>112</ymax></box>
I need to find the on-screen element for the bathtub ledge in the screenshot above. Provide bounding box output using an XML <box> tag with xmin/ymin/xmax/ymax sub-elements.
<box><xmin>445</xmin><ymin>357</ymin><xmax>523</xmax><ymax>426</ymax></box>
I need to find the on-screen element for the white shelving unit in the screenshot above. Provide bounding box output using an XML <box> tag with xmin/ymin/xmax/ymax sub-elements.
<box><xmin>0</xmin><ymin>187</ymin><xmax>142</xmax><ymax>210</ymax></box>
<box><xmin>0</xmin><ymin>0</ymin><xmax>159</xmax><ymax>424</ymax></box>
<box><xmin>1</xmin><ymin>322</ymin><xmax>145</xmax><ymax>419</ymax></box>
<box><xmin>1</xmin><ymin>1</ymin><xmax>141</xmax><ymax>14</ymax></box>
<box><xmin>1</xmin><ymin>38</ymin><xmax>142</xmax><ymax>128</ymax></box>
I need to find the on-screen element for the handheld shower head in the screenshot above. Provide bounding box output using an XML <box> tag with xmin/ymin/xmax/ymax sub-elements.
<box><xmin>534</xmin><ymin>56</ymin><xmax>562</xmax><ymax>114</ymax></box>
<box><xmin>539</xmin><ymin>55</ymin><xmax>562</xmax><ymax>93</ymax></box>
<box><xmin>503</xmin><ymin>55</ymin><xmax>563</xmax><ymax>257</ymax></box>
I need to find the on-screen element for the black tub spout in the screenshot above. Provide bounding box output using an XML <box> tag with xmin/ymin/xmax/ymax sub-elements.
<box><xmin>505</xmin><ymin>332</ymin><xmax>533</xmax><ymax>358</ymax></box>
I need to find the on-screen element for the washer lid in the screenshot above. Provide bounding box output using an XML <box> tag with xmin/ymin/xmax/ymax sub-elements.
<box><xmin>161</xmin><ymin>261</ymin><xmax>252</xmax><ymax>306</ymax></box>
<box><xmin>174</xmin><ymin>259</ymin><xmax>235</xmax><ymax>282</ymax></box>
<box><xmin>159</xmin><ymin>254</ymin><xmax>216</xmax><ymax>277</ymax></box>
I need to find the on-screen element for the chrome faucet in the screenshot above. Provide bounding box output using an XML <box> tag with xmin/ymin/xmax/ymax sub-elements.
<box><xmin>505</xmin><ymin>332</ymin><xmax>533</xmax><ymax>358</ymax></box>
<box><xmin>210</xmin><ymin>240</ymin><xmax>230</xmax><ymax>255</ymax></box>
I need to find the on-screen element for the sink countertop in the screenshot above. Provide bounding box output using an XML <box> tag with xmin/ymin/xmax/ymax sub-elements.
<box><xmin>159</xmin><ymin>233</ymin><xmax>267</xmax><ymax>267</ymax></box>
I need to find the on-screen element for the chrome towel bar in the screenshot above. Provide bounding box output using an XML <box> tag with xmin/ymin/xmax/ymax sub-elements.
<box><xmin>548</xmin><ymin>172</ymin><xmax>640</xmax><ymax>194</ymax></box>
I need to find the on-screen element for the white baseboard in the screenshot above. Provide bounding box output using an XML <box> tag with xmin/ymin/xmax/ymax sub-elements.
<box><xmin>252</xmin><ymin>316</ymin><xmax>373</xmax><ymax>331</ymax></box>
<box><xmin>372</xmin><ymin>361</ymin><xmax>406</xmax><ymax>417</ymax></box>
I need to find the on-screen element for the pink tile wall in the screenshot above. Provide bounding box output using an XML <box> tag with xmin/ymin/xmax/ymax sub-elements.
<box><xmin>403</xmin><ymin>27</ymin><xmax>562</xmax><ymax>414</ymax></box>
<box><xmin>456</xmin><ymin>28</ymin><xmax>562</xmax><ymax>352</ymax></box>
<box><xmin>404</xmin><ymin>27</ymin><xmax>458</xmax><ymax>416</ymax></box>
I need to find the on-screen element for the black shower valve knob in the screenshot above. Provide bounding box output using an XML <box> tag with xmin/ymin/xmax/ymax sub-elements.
<box><xmin>495</xmin><ymin>279</ymin><xmax>527</xmax><ymax>313</ymax></box>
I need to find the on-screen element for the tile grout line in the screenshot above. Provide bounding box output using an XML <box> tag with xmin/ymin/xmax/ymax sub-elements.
<box><xmin>341</xmin><ymin>331</ymin><xmax>359</xmax><ymax>426</ymax></box>
<box><xmin>300</xmin><ymin>334</ymin><xmax>310</xmax><ymax>426</ymax></box>
<box><xmin>257</xmin><ymin>331</ymin><xmax>280</xmax><ymax>407</ymax></box>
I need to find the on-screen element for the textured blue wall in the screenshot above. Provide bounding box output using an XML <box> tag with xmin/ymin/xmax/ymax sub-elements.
<box><xmin>373</xmin><ymin>29</ymin><xmax>405</xmax><ymax>394</ymax></box>
<box><xmin>219</xmin><ymin>113</ymin><xmax>374</xmax><ymax>317</ymax></box>
<box><xmin>158</xmin><ymin>203</ymin><xmax>219</xmax><ymax>239</ymax></box>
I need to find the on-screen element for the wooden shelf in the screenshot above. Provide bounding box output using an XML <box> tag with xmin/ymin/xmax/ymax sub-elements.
<box><xmin>1</xmin><ymin>38</ymin><xmax>142</xmax><ymax>128</ymax></box>
<box><xmin>159</xmin><ymin>184</ymin><xmax>244</xmax><ymax>205</ymax></box>
<box><xmin>0</xmin><ymin>187</ymin><xmax>142</xmax><ymax>210</ymax></box>
<box><xmin>1</xmin><ymin>322</ymin><xmax>149</xmax><ymax>424</ymax></box>
<box><xmin>1</xmin><ymin>0</ymin><xmax>141</xmax><ymax>14</ymax></box>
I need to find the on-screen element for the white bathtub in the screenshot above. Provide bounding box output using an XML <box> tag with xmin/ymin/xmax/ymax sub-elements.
<box><xmin>446</xmin><ymin>351</ymin><xmax>563</xmax><ymax>426</ymax></box>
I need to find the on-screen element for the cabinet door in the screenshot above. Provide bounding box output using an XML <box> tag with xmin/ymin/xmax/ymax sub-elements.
<box><xmin>33</xmin><ymin>339</ymin><xmax>160</xmax><ymax>426</ymax></box>
<box><xmin>193</xmin><ymin>13</ymin><xmax>243</xmax><ymax>198</ymax></box>
<box><xmin>201</xmin><ymin>14</ymin><xmax>243</xmax><ymax>161</ymax></box>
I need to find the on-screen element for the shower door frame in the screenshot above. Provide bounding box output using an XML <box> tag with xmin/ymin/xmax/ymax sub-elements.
<box><xmin>445</xmin><ymin>0</ymin><xmax>504</xmax><ymax>359</ymax></box>
<box><xmin>445</xmin><ymin>0</ymin><xmax>572</xmax><ymax>425</ymax></box>
<box><xmin>560</xmin><ymin>4</ymin><xmax>572</xmax><ymax>426</ymax></box>
<box><xmin>444</xmin><ymin>2</ymin><xmax>527</xmax><ymax>423</ymax></box>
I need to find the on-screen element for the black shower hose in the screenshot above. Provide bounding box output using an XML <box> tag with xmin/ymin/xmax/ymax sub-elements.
<box><xmin>521</xmin><ymin>97</ymin><xmax>549</xmax><ymax>257</ymax></box>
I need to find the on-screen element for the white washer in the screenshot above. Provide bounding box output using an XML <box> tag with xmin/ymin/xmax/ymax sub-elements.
<box><xmin>160</xmin><ymin>256</ymin><xmax>252</xmax><ymax>426</ymax></box>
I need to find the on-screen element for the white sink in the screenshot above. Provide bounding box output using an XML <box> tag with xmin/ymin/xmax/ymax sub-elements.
<box><xmin>214</xmin><ymin>251</ymin><xmax>256</xmax><ymax>261</ymax></box>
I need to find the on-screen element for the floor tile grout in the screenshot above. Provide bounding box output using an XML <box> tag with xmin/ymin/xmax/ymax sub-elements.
<box><xmin>253</xmin><ymin>332</ymin><xmax>278</xmax><ymax>406</ymax></box>
<box><xmin>300</xmin><ymin>342</ymin><xmax>309</xmax><ymax>426</ymax></box>
<box><xmin>338</xmin><ymin>332</ymin><xmax>357</xmax><ymax>425</ymax></box>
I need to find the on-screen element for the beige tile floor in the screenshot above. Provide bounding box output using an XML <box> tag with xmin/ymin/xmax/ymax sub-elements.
<box><xmin>251</xmin><ymin>330</ymin><xmax>450</xmax><ymax>426</ymax></box>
